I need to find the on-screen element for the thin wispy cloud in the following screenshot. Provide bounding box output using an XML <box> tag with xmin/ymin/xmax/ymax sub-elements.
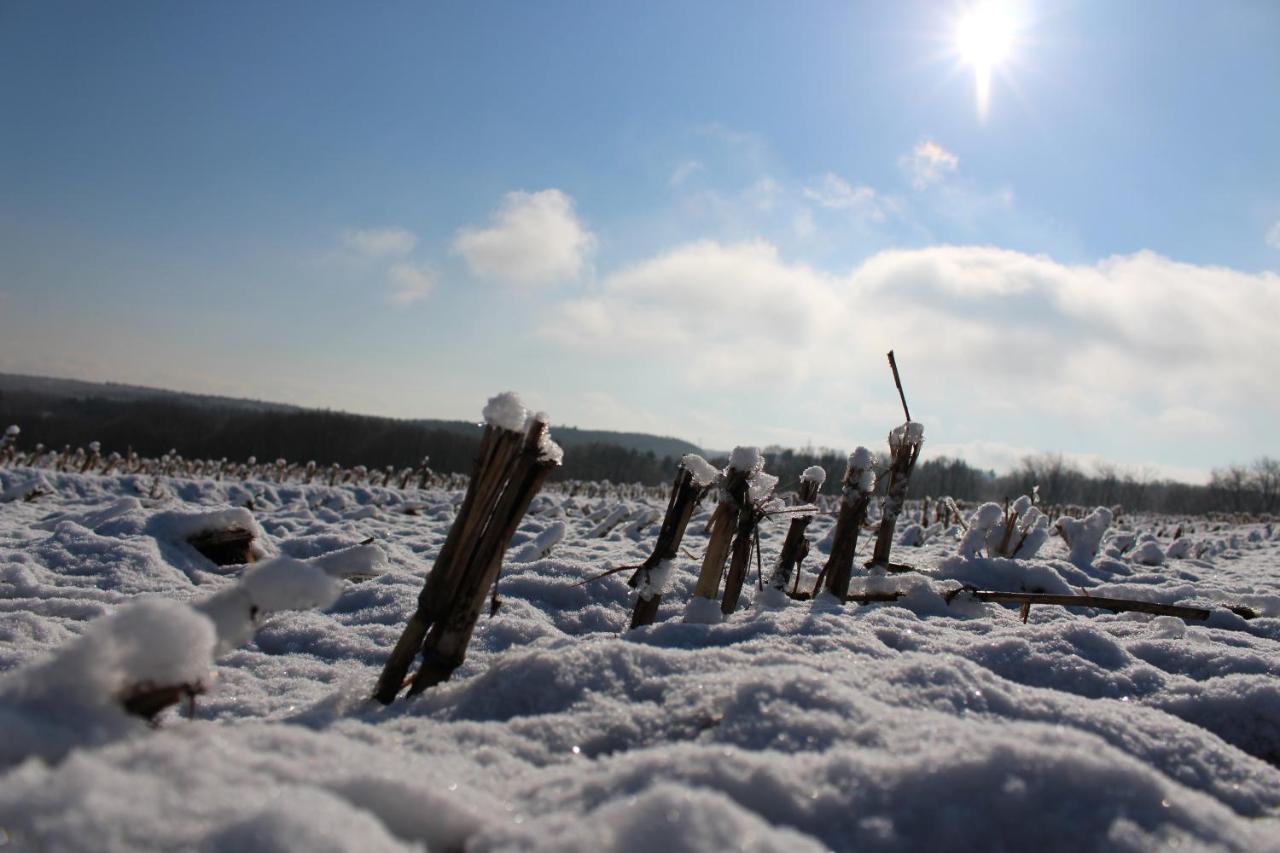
<box><xmin>1267</xmin><ymin>220</ymin><xmax>1280</xmax><ymax>250</ymax></box>
<box><xmin>900</xmin><ymin>140</ymin><xmax>959</xmax><ymax>189</ymax></box>
<box><xmin>803</xmin><ymin>173</ymin><xmax>885</xmax><ymax>220</ymax></box>
<box><xmin>341</xmin><ymin>227</ymin><xmax>418</xmax><ymax>258</ymax></box>
<box><xmin>386</xmin><ymin>262</ymin><xmax>437</xmax><ymax>305</ymax></box>
<box><xmin>668</xmin><ymin>160</ymin><xmax>704</xmax><ymax>187</ymax></box>
<box><xmin>453</xmin><ymin>189</ymin><xmax>595</xmax><ymax>285</ymax></box>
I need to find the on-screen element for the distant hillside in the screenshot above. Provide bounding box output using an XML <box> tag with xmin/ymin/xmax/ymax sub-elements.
<box><xmin>407</xmin><ymin>418</ymin><xmax>700</xmax><ymax>459</ymax></box>
<box><xmin>0</xmin><ymin>373</ymin><xmax>702</xmax><ymax>482</ymax></box>
<box><xmin>0</xmin><ymin>373</ymin><xmax>300</xmax><ymax>413</ymax></box>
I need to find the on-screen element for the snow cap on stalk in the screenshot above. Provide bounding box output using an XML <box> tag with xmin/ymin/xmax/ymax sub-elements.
<box><xmin>848</xmin><ymin>447</ymin><xmax>876</xmax><ymax>495</ymax></box>
<box><xmin>889</xmin><ymin>421</ymin><xmax>925</xmax><ymax>449</ymax></box>
<box><xmin>728</xmin><ymin>446</ymin><xmax>764</xmax><ymax>474</ymax></box>
<box><xmin>482</xmin><ymin>392</ymin><xmax>529</xmax><ymax>432</ymax></box>
<box><xmin>800</xmin><ymin>466</ymin><xmax>827</xmax><ymax>487</ymax></box>
<box><xmin>680</xmin><ymin>454</ymin><xmax>721</xmax><ymax>488</ymax></box>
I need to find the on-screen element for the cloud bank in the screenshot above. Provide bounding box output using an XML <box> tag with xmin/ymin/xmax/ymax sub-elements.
<box><xmin>549</xmin><ymin>241</ymin><xmax>1280</xmax><ymax>437</ymax></box>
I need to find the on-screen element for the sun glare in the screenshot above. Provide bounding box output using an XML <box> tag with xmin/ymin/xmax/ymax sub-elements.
<box><xmin>954</xmin><ymin>3</ymin><xmax>1019</xmax><ymax>120</ymax></box>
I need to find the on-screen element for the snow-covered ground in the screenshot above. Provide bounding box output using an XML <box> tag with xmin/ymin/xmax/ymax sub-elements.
<box><xmin>2</xmin><ymin>467</ymin><xmax>1279</xmax><ymax>851</ymax></box>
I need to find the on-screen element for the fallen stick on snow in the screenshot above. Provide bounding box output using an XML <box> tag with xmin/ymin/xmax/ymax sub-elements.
<box><xmin>784</xmin><ymin>587</ymin><xmax>1260</xmax><ymax>624</ymax></box>
<box><xmin>939</xmin><ymin>586</ymin><xmax>1258</xmax><ymax>622</ymax></box>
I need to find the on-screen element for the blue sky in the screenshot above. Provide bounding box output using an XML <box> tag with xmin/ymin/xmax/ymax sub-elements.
<box><xmin>2</xmin><ymin>1</ymin><xmax>1278</xmax><ymax>481</ymax></box>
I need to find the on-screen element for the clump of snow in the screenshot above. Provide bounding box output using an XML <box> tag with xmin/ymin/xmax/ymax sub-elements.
<box><xmin>1057</xmin><ymin>507</ymin><xmax>1114</xmax><ymax>566</ymax></box>
<box><xmin>241</xmin><ymin>557</ymin><xmax>343</xmax><ymax>612</ymax></box>
<box><xmin>481</xmin><ymin>391</ymin><xmax>529</xmax><ymax>432</ymax></box>
<box><xmin>0</xmin><ymin>598</ymin><xmax>216</xmax><ymax>765</ymax></box>
<box><xmin>958</xmin><ymin>502</ymin><xmax>1005</xmax><ymax>558</ymax></box>
<box><xmin>899</xmin><ymin>523</ymin><xmax>926</xmax><ymax>547</ymax></box>
<box><xmin>1133</xmin><ymin>540</ymin><xmax>1166</xmax><ymax>566</ymax></box>
<box><xmin>512</xmin><ymin>521</ymin><xmax>567</xmax><ymax>562</ymax></box>
<box><xmin>799</xmin><ymin>465</ymin><xmax>827</xmax><ymax>487</ymax></box>
<box><xmin>680</xmin><ymin>453</ymin><xmax>721</xmax><ymax>487</ymax></box>
<box><xmin>683</xmin><ymin>595</ymin><xmax>725</xmax><ymax>624</ymax></box>
<box><xmin>728</xmin><ymin>446</ymin><xmax>764</xmax><ymax>474</ymax></box>
<box><xmin>197</xmin><ymin>556</ymin><xmax>343</xmax><ymax>652</ymax></box>
<box><xmin>588</xmin><ymin>504</ymin><xmax>631</xmax><ymax>538</ymax></box>
<box><xmin>306</xmin><ymin>542</ymin><xmax>389</xmax><ymax>580</ymax></box>
<box><xmin>935</xmin><ymin>555</ymin><xmax>1075</xmax><ymax>595</ymax></box>
<box><xmin>753</xmin><ymin>585</ymin><xmax>790</xmax><ymax>610</ymax></box>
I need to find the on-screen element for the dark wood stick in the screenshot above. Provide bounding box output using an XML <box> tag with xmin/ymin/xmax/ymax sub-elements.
<box><xmin>888</xmin><ymin>350</ymin><xmax>911</xmax><ymax>423</ymax></box>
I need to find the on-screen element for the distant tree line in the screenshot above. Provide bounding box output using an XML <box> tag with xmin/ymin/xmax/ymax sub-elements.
<box><xmin>0</xmin><ymin>391</ymin><xmax>682</xmax><ymax>486</ymax></box>
<box><xmin>1</xmin><ymin>389</ymin><xmax>1271</xmax><ymax>515</ymax></box>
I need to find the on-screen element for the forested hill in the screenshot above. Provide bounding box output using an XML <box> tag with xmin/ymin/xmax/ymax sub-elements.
<box><xmin>2</xmin><ymin>374</ymin><xmax>1268</xmax><ymax>515</ymax></box>
<box><xmin>0</xmin><ymin>373</ymin><xmax>701</xmax><ymax>483</ymax></box>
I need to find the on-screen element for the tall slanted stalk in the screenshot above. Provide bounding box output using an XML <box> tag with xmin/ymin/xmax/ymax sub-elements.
<box><xmin>374</xmin><ymin>393</ymin><xmax>562</xmax><ymax>704</ymax></box>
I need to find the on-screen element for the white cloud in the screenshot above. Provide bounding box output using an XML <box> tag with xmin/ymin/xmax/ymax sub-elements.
<box><xmin>386</xmin><ymin>262</ymin><xmax>436</xmax><ymax>305</ymax></box>
<box><xmin>1267</xmin><ymin>220</ymin><xmax>1280</xmax><ymax>250</ymax></box>
<box><xmin>802</xmin><ymin>173</ymin><xmax>885</xmax><ymax>220</ymax></box>
<box><xmin>342</xmin><ymin>227</ymin><xmax>417</xmax><ymax>258</ymax></box>
<box><xmin>554</xmin><ymin>240</ymin><xmax>844</xmax><ymax>382</ymax></box>
<box><xmin>900</xmin><ymin>140</ymin><xmax>959</xmax><ymax>189</ymax></box>
<box><xmin>453</xmin><ymin>189</ymin><xmax>595</xmax><ymax>284</ymax></box>
<box><xmin>548</xmin><ymin>241</ymin><xmax>1280</xmax><ymax>437</ymax></box>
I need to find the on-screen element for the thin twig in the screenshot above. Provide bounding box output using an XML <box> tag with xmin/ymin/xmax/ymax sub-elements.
<box><xmin>887</xmin><ymin>350</ymin><xmax>911</xmax><ymax>423</ymax></box>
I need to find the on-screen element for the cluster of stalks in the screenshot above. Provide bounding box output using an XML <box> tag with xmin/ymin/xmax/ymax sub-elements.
<box><xmin>375</xmin><ymin>400</ymin><xmax>562</xmax><ymax>703</ymax></box>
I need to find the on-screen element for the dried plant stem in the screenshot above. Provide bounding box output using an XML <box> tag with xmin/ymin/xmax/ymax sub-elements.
<box><xmin>690</xmin><ymin>468</ymin><xmax>750</xmax><ymax>603</ymax></box>
<box><xmin>869</xmin><ymin>436</ymin><xmax>922</xmax><ymax>568</ymax></box>
<box><xmin>768</xmin><ymin>478</ymin><xmax>821</xmax><ymax>593</ymax></box>
<box><xmin>628</xmin><ymin>466</ymin><xmax>709</xmax><ymax>629</ymax></box>
<box><xmin>720</xmin><ymin>490</ymin><xmax>761</xmax><ymax>615</ymax></box>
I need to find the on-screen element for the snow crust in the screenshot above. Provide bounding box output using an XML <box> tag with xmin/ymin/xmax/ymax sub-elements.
<box><xmin>2</xmin><ymin>467</ymin><xmax>1280</xmax><ymax>850</ymax></box>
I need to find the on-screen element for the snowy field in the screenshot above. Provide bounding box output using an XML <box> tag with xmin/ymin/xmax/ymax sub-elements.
<box><xmin>2</xmin><ymin>466</ymin><xmax>1280</xmax><ymax>852</ymax></box>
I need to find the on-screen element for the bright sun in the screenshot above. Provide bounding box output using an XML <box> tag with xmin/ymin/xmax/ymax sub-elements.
<box><xmin>954</xmin><ymin>3</ymin><xmax>1018</xmax><ymax>120</ymax></box>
